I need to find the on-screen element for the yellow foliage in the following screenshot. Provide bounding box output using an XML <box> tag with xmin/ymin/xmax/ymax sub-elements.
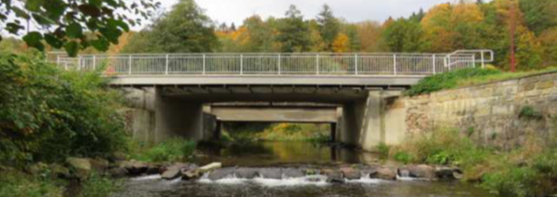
<box><xmin>332</xmin><ymin>33</ymin><xmax>350</xmax><ymax>53</ymax></box>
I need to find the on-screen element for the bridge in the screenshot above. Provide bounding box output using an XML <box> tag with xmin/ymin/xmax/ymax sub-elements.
<box><xmin>53</xmin><ymin>50</ymin><xmax>494</xmax><ymax>151</ymax></box>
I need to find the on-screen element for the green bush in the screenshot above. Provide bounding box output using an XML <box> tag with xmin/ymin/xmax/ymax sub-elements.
<box><xmin>0</xmin><ymin>53</ymin><xmax>127</xmax><ymax>166</ymax></box>
<box><xmin>78</xmin><ymin>173</ymin><xmax>119</xmax><ymax>197</ymax></box>
<box><xmin>0</xmin><ymin>170</ymin><xmax>64</xmax><ymax>197</ymax></box>
<box><xmin>393</xmin><ymin>151</ymin><xmax>414</xmax><ymax>164</ymax></box>
<box><xmin>131</xmin><ymin>138</ymin><xmax>197</xmax><ymax>162</ymax></box>
<box><xmin>481</xmin><ymin>167</ymin><xmax>544</xmax><ymax>197</ymax></box>
<box><xmin>405</xmin><ymin>68</ymin><xmax>502</xmax><ymax>96</ymax></box>
<box><xmin>376</xmin><ymin>143</ymin><xmax>391</xmax><ymax>160</ymax></box>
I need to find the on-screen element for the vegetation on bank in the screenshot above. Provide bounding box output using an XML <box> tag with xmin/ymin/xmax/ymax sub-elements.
<box><xmin>0</xmin><ymin>53</ymin><xmax>127</xmax><ymax>196</ymax></box>
<box><xmin>222</xmin><ymin>123</ymin><xmax>331</xmax><ymax>142</ymax></box>
<box><xmin>406</xmin><ymin>67</ymin><xmax>557</xmax><ymax>96</ymax></box>
<box><xmin>382</xmin><ymin>125</ymin><xmax>557</xmax><ymax>197</ymax></box>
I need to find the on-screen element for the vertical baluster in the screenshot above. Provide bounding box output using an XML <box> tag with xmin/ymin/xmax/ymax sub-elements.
<box><xmin>316</xmin><ymin>54</ymin><xmax>320</xmax><ymax>75</ymax></box>
<box><xmin>203</xmin><ymin>54</ymin><xmax>206</xmax><ymax>75</ymax></box>
<box><xmin>240</xmin><ymin>54</ymin><xmax>244</xmax><ymax>75</ymax></box>
<box><xmin>128</xmin><ymin>55</ymin><xmax>132</xmax><ymax>75</ymax></box>
<box><xmin>393</xmin><ymin>54</ymin><xmax>397</xmax><ymax>75</ymax></box>
<box><xmin>355</xmin><ymin>54</ymin><xmax>359</xmax><ymax>75</ymax></box>
<box><xmin>278</xmin><ymin>54</ymin><xmax>281</xmax><ymax>75</ymax></box>
<box><xmin>432</xmin><ymin>55</ymin><xmax>437</xmax><ymax>75</ymax></box>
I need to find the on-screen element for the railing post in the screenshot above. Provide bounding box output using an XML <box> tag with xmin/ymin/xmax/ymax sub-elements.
<box><xmin>240</xmin><ymin>54</ymin><xmax>244</xmax><ymax>75</ymax></box>
<box><xmin>393</xmin><ymin>54</ymin><xmax>397</xmax><ymax>75</ymax></box>
<box><xmin>128</xmin><ymin>55</ymin><xmax>132</xmax><ymax>75</ymax></box>
<box><xmin>432</xmin><ymin>54</ymin><xmax>436</xmax><ymax>75</ymax></box>
<box><xmin>480</xmin><ymin>52</ymin><xmax>485</xmax><ymax>69</ymax></box>
<box><xmin>202</xmin><ymin>54</ymin><xmax>206</xmax><ymax>75</ymax></box>
<box><xmin>92</xmin><ymin>56</ymin><xmax>96</xmax><ymax>70</ymax></box>
<box><xmin>78</xmin><ymin>56</ymin><xmax>82</xmax><ymax>71</ymax></box>
<box><xmin>354</xmin><ymin>54</ymin><xmax>359</xmax><ymax>75</ymax></box>
<box><xmin>165</xmin><ymin>54</ymin><xmax>169</xmax><ymax>75</ymax></box>
<box><xmin>316</xmin><ymin>54</ymin><xmax>320</xmax><ymax>75</ymax></box>
<box><xmin>277</xmin><ymin>54</ymin><xmax>281</xmax><ymax>75</ymax></box>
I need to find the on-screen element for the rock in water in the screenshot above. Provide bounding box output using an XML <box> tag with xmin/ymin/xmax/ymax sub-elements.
<box><xmin>235</xmin><ymin>168</ymin><xmax>259</xmax><ymax>179</ymax></box>
<box><xmin>108</xmin><ymin>167</ymin><xmax>128</xmax><ymax>178</ymax></box>
<box><xmin>208</xmin><ymin>168</ymin><xmax>236</xmax><ymax>180</ymax></box>
<box><xmin>198</xmin><ymin>162</ymin><xmax>222</xmax><ymax>173</ymax></box>
<box><xmin>66</xmin><ymin>158</ymin><xmax>92</xmax><ymax>180</ymax></box>
<box><xmin>162</xmin><ymin>167</ymin><xmax>181</xmax><ymax>180</ymax></box>
<box><xmin>283</xmin><ymin>168</ymin><xmax>304</xmax><ymax>178</ymax></box>
<box><xmin>408</xmin><ymin>165</ymin><xmax>436</xmax><ymax>180</ymax></box>
<box><xmin>340</xmin><ymin>167</ymin><xmax>361</xmax><ymax>180</ymax></box>
<box><xmin>372</xmin><ymin>168</ymin><xmax>396</xmax><ymax>180</ymax></box>
<box><xmin>259</xmin><ymin>168</ymin><xmax>282</xmax><ymax>179</ymax></box>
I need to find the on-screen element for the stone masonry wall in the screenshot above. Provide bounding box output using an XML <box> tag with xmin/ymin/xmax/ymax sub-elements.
<box><xmin>402</xmin><ymin>71</ymin><xmax>557</xmax><ymax>150</ymax></box>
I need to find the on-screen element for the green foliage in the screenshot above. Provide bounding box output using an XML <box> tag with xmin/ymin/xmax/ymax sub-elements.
<box><xmin>317</xmin><ymin>4</ymin><xmax>340</xmax><ymax>51</ymax></box>
<box><xmin>276</xmin><ymin>5</ymin><xmax>312</xmax><ymax>52</ymax></box>
<box><xmin>393</xmin><ymin>151</ymin><xmax>414</xmax><ymax>164</ymax></box>
<box><xmin>383</xmin><ymin>18</ymin><xmax>424</xmax><ymax>52</ymax></box>
<box><xmin>130</xmin><ymin>139</ymin><xmax>197</xmax><ymax>163</ymax></box>
<box><xmin>123</xmin><ymin>0</ymin><xmax>218</xmax><ymax>53</ymax></box>
<box><xmin>0</xmin><ymin>0</ymin><xmax>159</xmax><ymax>56</ymax></box>
<box><xmin>406</xmin><ymin>68</ymin><xmax>503</xmax><ymax>96</ymax></box>
<box><xmin>519</xmin><ymin>106</ymin><xmax>543</xmax><ymax>120</ymax></box>
<box><xmin>482</xmin><ymin>167</ymin><xmax>544</xmax><ymax>197</ymax></box>
<box><xmin>519</xmin><ymin>0</ymin><xmax>557</xmax><ymax>35</ymax></box>
<box><xmin>0</xmin><ymin>53</ymin><xmax>128</xmax><ymax>166</ymax></box>
<box><xmin>78</xmin><ymin>173</ymin><xmax>119</xmax><ymax>197</ymax></box>
<box><xmin>376</xmin><ymin>143</ymin><xmax>391</xmax><ymax>160</ymax></box>
<box><xmin>0</xmin><ymin>170</ymin><xmax>64</xmax><ymax>197</ymax></box>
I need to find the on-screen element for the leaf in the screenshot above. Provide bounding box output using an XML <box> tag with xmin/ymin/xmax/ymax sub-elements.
<box><xmin>89</xmin><ymin>0</ymin><xmax>102</xmax><ymax>7</ymax></box>
<box><xmin>78</xmin><ymin>4</ymin><xmax>101</xmax><ymax>17</ymax></box>
<box><xmin>12</xmin><ymin>7</ymin><xmax>30</xmax><ymax>19</ymax></box>
<box><xmin>107</xmin><ymin>19</ymin><xmax>130</xmax><ymax>31</ymax></box>
<box><xmin>25</xmin><ymin>0</ymin><xmax>42</xmax><ymax>12</ymax></box>
<box><xmin>44</xmin><ymin>34</ymin><xmax>64</xmax><ymax>48</ymax></box>
<box><xmin>32</xmin><ymin>13</ymin><xmax>56</xmax><ymax>25</ymax></box>
<box><xmin>6</xmin><ymin>22</ymin><xmax>23</xmax><ymax>34</ymax></box>
<box><xmin>64</xmin><ymin>41</ymin><xmax>80</xmax><ymax>57</ymax></box>
<box><xmin>90</xmin><ymin>39</ymin><xmax>110</xmax><ymax>51</ymax></box>
<box><xmin>66</xmin><ymin>23</ymin><xmax>83</xmax><ymax>38</ymax></box>
<box><xmin>23</xmin><ymin>32</ymin><xmax>45</xmax><ymax>51</ymax></box>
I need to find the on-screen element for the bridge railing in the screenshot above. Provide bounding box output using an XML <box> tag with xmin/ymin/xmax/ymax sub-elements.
<box><xmin>52</xmin><ymin>50</ymin><xmax>493</xmax><ymax>76</ymax></box>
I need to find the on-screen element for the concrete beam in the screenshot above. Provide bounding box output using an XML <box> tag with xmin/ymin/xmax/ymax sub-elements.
<box><xmin>210</xmin><ymin>106</ymin><xmax>339</xmax><ymax>123</ymax></box>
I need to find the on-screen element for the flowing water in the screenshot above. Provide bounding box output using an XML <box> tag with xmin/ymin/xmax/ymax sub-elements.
<box><xmin>112</xmin><ymin>141</ymin><xmax>499</xmax><ymax>197</ymax></box>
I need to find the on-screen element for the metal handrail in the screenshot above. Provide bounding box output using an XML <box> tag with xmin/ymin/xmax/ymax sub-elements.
<box><xmin>51</xmin><ymin>50</ymin><xmax>493</xmax><ymax>76</ymax></box>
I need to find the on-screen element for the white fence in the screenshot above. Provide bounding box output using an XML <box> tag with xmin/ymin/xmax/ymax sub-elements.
<box><xmin>52</xmin><ymin>50</ymin><xmax>494</xmax><ymax>76</ymax></box>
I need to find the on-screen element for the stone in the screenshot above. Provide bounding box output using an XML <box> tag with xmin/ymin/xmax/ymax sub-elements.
<box><xmin>340</xmin><ymin>167</ymin><xmax>361</xmax><ymax>180</ymax></box>
<box><xmin>198</xmin><ymin>162</ymin><xmax>222</xmax><ymax>173</ymax></box>
<box><xmin>435</xmin><ymin>166</ymin><xmax>461</xmax><ymax>179</ymax></box>
<box><xmin>89</xmin><ymin>158</ymin><xmax>110</xmax><ymax>172</ymax></box>
<box><xmin>181</xmin><ymin>168</ymin><xmax>201</xmax><ymax>180</ymax></box>
<box><xmin>208</xmin><ymin>168</ymin><xmax>236</xmax><ymax>180</ymax></box>
<box><xmin>372</xmin><ymin>168</ymin><xmax>396</xmax><ymax>180</ymax></box>
<box><xmin>407</xmin><ymin>165</ymin><xmax>436</xmax><ymax>180</ymax></box>
<box><xmin>259</xmin><ymin>168</ymin><xmax>282</xmax><ymax>179</ymax></box>
<box><xmin>282</xmin><ymin>168</ymin><xmax>304</xmax><ymax>178</ymax></box>
<box><xmin>127</xmin><ymin>161</ymin><xmax>149</xmax><ymax>175</ymax></box>
<box><xmin>108</xmin><ymin>167</ymin><xmax>128</xmax><ymax>178</ymax></box>
<box><xmin>537</xmin><ymin>81</ymin><xmax>554</xmax><ymax>90</ymax></box>
<box><xmin>110</xmin><ymin>152</ymin><xmax>127</xmax><ymax>162</ymax></box>
<box><xmin>146</xmin><ymin>165</ymin><xmax>162</xmax><ymax>175</ymax></box>
<box><xmin>235</xmin><ymin>168</ymin><xmax>259</xmax><ymax>179</ymax></box>
<box><xmin>50</xmin><ymin>164</ymin><xmax>71</xmax><ymax>178</ymax></box>
<box><xmin>161</xmin><ymin>167</ymin><xmax>181</xmax><ymax>180</ymax></box>
<box><xmin>322</xmin><ymin>169</ymin><xmax>344</xmax><ymax>183</ymax></box>
<box><xmin>66</xmin><ymin>157</ymin><xmax>92</xmax><ymax>179</ymax></box>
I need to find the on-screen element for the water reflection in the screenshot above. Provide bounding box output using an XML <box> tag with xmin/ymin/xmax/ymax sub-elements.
<box><xmin>194</xmin><ymin>141</ymin><xmax>378</xmax><ymax>166</ymax></box>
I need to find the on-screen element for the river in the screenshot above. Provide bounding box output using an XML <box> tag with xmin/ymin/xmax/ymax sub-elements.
<box><xmin>111</xmin><ymin>141</ymin><xmax>499</xmax><ymax>197</ymax></box>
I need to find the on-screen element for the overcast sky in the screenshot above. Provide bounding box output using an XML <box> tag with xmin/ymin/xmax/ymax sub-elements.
<box><xmin>159</xmin><ymin>0</ymin><xmax>464</xmax><ymax>26</ymax></box>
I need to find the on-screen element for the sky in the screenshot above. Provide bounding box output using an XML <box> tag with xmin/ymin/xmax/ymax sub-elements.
<box><xmin>159</xmin><ymin>0</ymin><xmax>465</xmax><ymax>26</ymax></box>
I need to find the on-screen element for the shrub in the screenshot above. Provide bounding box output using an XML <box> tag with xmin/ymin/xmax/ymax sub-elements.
<box><xmin>376</xmin><ymin>143</ymin><xmax>391</xmax><ymax>160</ymax></box>
<box><xmin>393</xmin><ymin>151</ymin><xmax>414</xmax><ymax>164</ymax></box>
<box><xmin>0</xmin><ymin>170</ymin><xmax>64</xmax><ymax>197</ymax></box>
<box><xmin>79</xmin><ymin>173</ymin><xmax>119</xmax><ymax>197</ymax></box>
<box><xmin>132</xmin><ymin>138</ymin><xmax>197</xmax><ymax>162</ymax></box>
<box><xmin>0</xmin><ymin>53</ymin><xmax>127</xmax><ymax>166</ymax></box>
<box><xmin>481</xmin><ymin>167</ymin><xmax>544</xmax><ymax>197</ymax></box>
<box><xmin>405</xmin><ymin>68</ymin><xmax>502</xmax><ymax>96</ymax></box>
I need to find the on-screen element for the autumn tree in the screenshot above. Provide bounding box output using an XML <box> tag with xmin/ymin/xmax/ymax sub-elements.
<box><xmin>316</xmin><ymin>4</ymin><xmax>340</xmax><ymax>51</ymax></box>
<box><xmin>518</xmin><ymin>0</ymin><xmax>557</xmax><ymax>35</ymax></box>
<box><xmin>383</xmin><ymin>18</ymin><xmax>424</xmax><ymax>52</ymax></box>
<box><xmin>123</xmin><ymin>0</ymin><xmax>219</xmax><ymax>53</ymax></box>
<box><xmin>332</xmin><ymin>33</ymin><xmax>349</xmax><ymax>53</ymax></box>
<box><xmin>356</xmin><ymin>21</ymin><xmax>386</xmax><ymax>52</ymax></box>
<box><xmin>276</xmin><ymin>5</ymin><xmax>311</xmax><ymax>52</ymax></box>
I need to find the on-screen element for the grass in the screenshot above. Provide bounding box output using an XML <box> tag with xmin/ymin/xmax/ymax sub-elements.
<box><xmin>406</xmin><ymin>66</ymin><xmax>557</xmax><ymax>96</ymax></box>
<box><xmin>389</xmin><ymin>127</ymin><xmax>557</xmax><ymax>197</ymax></box>
<box><xmin>129</xmin><ymin>138</ymin><xmax>197</xmax><ymax>163</ymax></box>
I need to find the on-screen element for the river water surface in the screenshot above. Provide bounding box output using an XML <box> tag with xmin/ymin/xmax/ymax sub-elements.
<box><xmin>112</xmin><ymin>142</ymin><xmax>499</xmax><ymax>197</ymax></box>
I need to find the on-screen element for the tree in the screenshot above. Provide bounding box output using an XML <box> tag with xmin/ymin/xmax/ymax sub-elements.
<box><xmin>123</xmin><ymin>0</ymin><xmax>219</xmax><ymax>53</ymax></box>
<box><xmin>356</xmin><ymin>21</ymin><xmax>385</xmax><ymax>52</ymax></box>
<box><xmin>518</xmin><ymin>0</ymin><xmax>557</xmax><ymax>35</ymax></box>
<box><xmin>332</xmin><ymin>33</ymin><xmax>349</xmax><ymax>53</ymax></box>
<box><xmin>276</xmin><ymin>5</ymin><xmax>311</xmax><ymax>52</ymax></box>
<box><xmin>382</xmin><ymin>18</ymin><xmax>424</xmax><ymax>52</ymax></box>
<box><xmin>538</xmin><ymin>28</ymin><xmax>557</xmax><ymax>66</ymax></box>
<box><xmin>0</xmin><ymin>0</ymin><xmax>159</xmax><ymax>56</ymax></box>
<box><xmin>316</xmin><ymin>4</ymin><xmax>340</xmax><ymax>51</ymax></box>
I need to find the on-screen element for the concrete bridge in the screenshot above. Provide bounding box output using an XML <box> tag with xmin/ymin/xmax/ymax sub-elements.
<box><xmin>53</xmin><ymin>50</ymin><xmax>493</xmax><ymax>151</ymax></box>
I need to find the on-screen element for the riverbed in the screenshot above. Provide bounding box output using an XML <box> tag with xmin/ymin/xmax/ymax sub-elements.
<box><xmin>111</xmin><ymin>141</ymin><xmax>499</xmax><ymax>197</ymax></box>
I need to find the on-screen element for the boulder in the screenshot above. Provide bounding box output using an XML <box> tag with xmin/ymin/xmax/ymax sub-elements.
<box><xmin>161</xmin><ymin>167</ymin><xmax>181</xmax><ymax>180</ymax></box>
<box><xmin>435</xmin><ymin>166</ymin><xmax>461</xmax><ymax>179</ymax></box>
<box><xmin>89</xmin><ymin>158</ymin><xmax>110</xmax><ymax>172</ymax></box>
<box><xmin>66</xmin><ymin>158</ymin><xmax>92</xmax><ymax>180</ymax></box>
<box><xmin>198</xmin><ymin>162</ymin><xmax>222</xmax><ymax>173</ymax></box>
<box><xmin>322</xmin><ymin>169</ymin><xmax>344</xmax><ymax>183</ymax></box>
<box><xmin>235</xmin><ymin>168</ymin><xmax>259</xmax><ymax>179</ymax></box>
<box><xmin>50</xmin><ymin>163</ymin><xmax>70</xmax><ymax>178</ymax></box>
<box><xmin>108</xmin><ymin>167</ymin><xmax>128</xmax><ymax>178</ymax></box>
<box><xmin>372</xmin><ymin>168</ymin><xmax>396</xmax><ymax>180</ymax></box>
<box><xmin>340</xmin><ymin>167</ymin><xmax>361</xmax><ymax>180</ymax></box>
<box><xmin>208</xmin><ymin>168</ymin><xmax>236</xmax><ymax>180</ymax></box>
<box><xmin>408</xmin><ymin>165</ymin><xmax>436</xmax><ymax>180</ymax></box>
<box><xmin>146</xmin><ymin>165</ymin><xmax>162</xmax><ymax>175</ymax></box>
<box><xmin>259</xmin><ymin>168</ymin><xmax>282</xmax><ymax>179</ymax></box>
<box><xmin>181</xmin><ymin>169</ymin><xmax>201</xmax><ymax>180</ymax></box>
<box><xmin>397</xmin><ymin>168</ymin><xmax>411</xmax><ymax>178</ymax></box>
<box><xmin>282</xmin><ymin>168</ymin><xmax>304</xmax><ymax>178</ymax></box>
<box><xmin>128</xmin><ymin>161</ymin><xmax>149</xmax><ymax>175</ymax></box>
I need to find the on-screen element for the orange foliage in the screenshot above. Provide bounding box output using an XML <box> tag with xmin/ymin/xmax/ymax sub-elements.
<box><xmin>332</xmin><ymin>33</ymin><xmax>350</xmax><ymax>53</ymax></box>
